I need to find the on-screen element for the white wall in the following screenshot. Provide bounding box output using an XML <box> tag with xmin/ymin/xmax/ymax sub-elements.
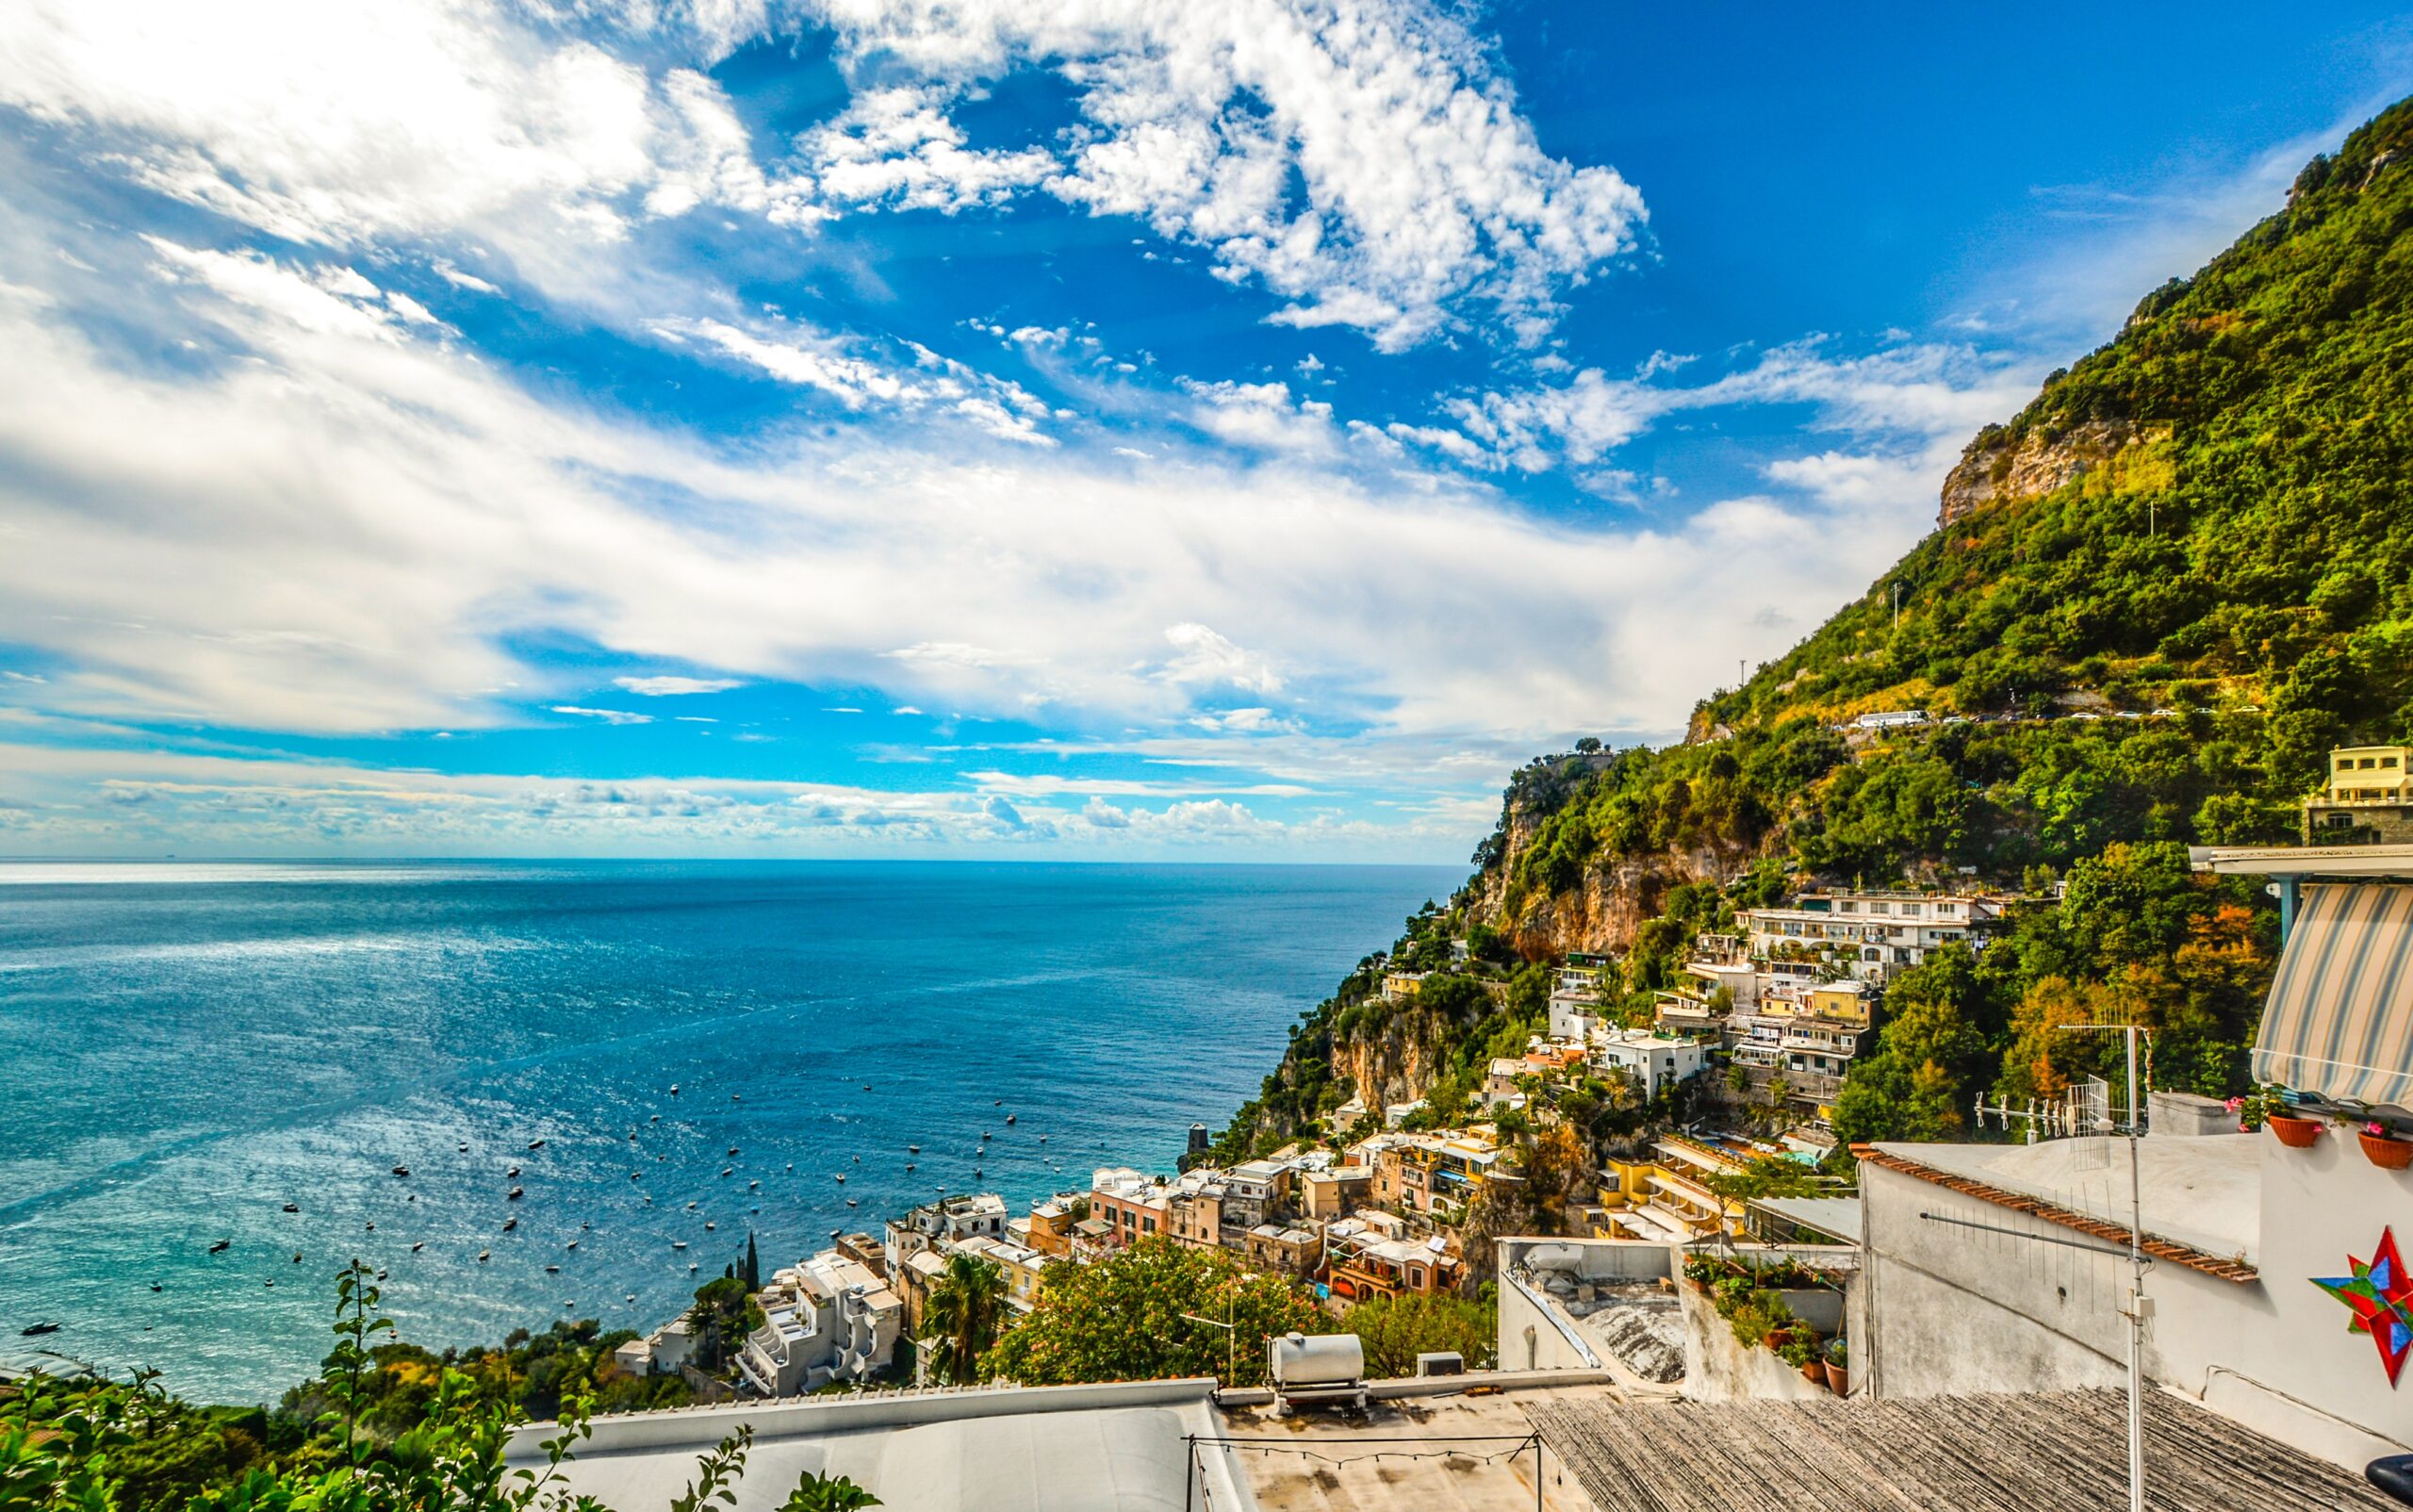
<box><xmin>1861</xmin><ymin>1133</ymin><xmax>2413</xmax><ymax>1469</ymax></box>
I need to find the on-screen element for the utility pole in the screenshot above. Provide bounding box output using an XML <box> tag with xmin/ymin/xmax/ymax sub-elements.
<box><xmin>1892</xmin><ymin>582</ymin><xmax>1904</xmax><ymax>629</ymax></box>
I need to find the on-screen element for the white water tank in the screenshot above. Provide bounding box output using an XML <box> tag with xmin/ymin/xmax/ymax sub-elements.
<box><xmin>1269</xmin><ymin>1332</ymin><xmax>1364</xmax><ymax>1388</ymax></box>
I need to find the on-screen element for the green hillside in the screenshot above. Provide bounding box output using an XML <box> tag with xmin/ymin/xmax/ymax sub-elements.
<box><xmin>1214</xmin><ymin>95</ymin><xmax>2413</xmax><ymax>1166</ymax></box>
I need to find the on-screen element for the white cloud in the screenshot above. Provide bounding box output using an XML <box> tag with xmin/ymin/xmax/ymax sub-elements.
<box><xmin>615</xmin><ymin>675</ymin><xmax>744</xmax><ymax>695</ymax></box>
<box><xmin>550</xmin><ymin>705</ymin><xmax>654</xmax><ymax>725</ymax></box>
<box><xmin>0</xmin><ymin>192</ymin><xmax>1983</xmax><ymax>795</ymax></box>
<box><xmin>1452</xmin><ymin>337</ymin><xmax>2040</xmax><ymax>470</ymax></box>
<box><xmin>794</xmin><ymin>0</ymin><xmax>1646</xmax><ymax>349</ymax></box>
<box><xmin>1158</xmin><ymin>624</ymin><xmax>1284</xmax><ymax>696</ymax></box>
<box><xmin>1183</xmin><ymin>380</ymin><xmax>1338</xmax><ymax>456</ymax></box>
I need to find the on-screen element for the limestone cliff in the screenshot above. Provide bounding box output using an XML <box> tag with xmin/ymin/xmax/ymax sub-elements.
<box><xmin>1937</xmin><ymin>418</ymin><xmax>2138</xmax><ymax>528</ymax></box>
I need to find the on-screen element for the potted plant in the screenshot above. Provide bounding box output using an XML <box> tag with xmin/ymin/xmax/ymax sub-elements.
<box><xmin>1683</xmin><ymin>1255</ymin><xmax>1720</xmax><ymax>1296</ymax></box>
<box><xmin>2360</xmin><ymin>1121</ymin><xmax>2413</xmax><ymax>1171</ymax></box>
<box><xmin>1825</xmin><ymin>1338</ymin><xmax>1849</xmax><ymax>1395</ymax></box>
<box><xmin>1779</xmin><ymin>1336</ymin><xmax>1825</xmax><ymax>1385</ymax></box>
<box><xmin>2237</xmin><ymin>1085</ymin><xmax>2323</xmax><ymax>1147</ymax></box>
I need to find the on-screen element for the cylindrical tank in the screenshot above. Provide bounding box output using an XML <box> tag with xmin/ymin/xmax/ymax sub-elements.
<box><xmin>1268</xmin><ymin>1331</ymin><xmax>1364</xmax><ymax>1387</ymax></box>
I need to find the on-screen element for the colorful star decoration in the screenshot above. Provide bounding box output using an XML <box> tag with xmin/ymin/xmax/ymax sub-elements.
<box><xmin>2314</xmin><ymin>1225</ymin><xmax>2413</xmax><ymax>1387</ymax></box>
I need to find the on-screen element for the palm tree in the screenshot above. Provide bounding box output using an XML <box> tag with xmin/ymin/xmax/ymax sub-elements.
<box><xmin>921</xmin><ymin>1253</ymin><xmax>1007</xmax><ymax>1385</ymax></box>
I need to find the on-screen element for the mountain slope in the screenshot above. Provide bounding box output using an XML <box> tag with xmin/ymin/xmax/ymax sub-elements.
<box><xmin>1212</xmin><ymin>95</ymin><xmax>2413</xmax><ymax>1161</ymax></box>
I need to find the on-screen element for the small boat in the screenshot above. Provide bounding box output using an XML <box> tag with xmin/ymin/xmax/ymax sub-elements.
<box><xmin>786</xmin><ymin>1163</ymin><xmax>794</xmax><ymax>1173</ymax></box>
<box><xmin>264</xmin><ymin>1280</ymin><xmax>274</xmax><ymax>1288</ymax></box>
<box><xmin>650</xmin><ymin>1114</ymin><xmax>662</xmax><ymax>1123</ymax></box>
<box><xmin>582</xmin><ymin>1220</ymin><xmax>591</xmax><ymax>1230</ymax></box>
<box><xmin>669</xmin><ymin>1084</ymin><xmax>679</xmax><ymax>1095</ymax></box>
<box><xmin>861</xmin><ymin>1083</ymin><xmax>872</xmax><ymax>1092</ymax></box>
<box><xmin>291</xmin><ymin>1252</ymin><xmax>303</xmax><ymax>1264</ymax></box>
<box><xmin>845</xmin><ymin>1199</ymin><xmax>858</xmax><ymax>1208</ymax></box>
<box><xmin>688</xmin><ymin>1262</ymin><xmax>698</xmax><ymax>1272</ymax></box>
<box><xmin>208</xmin><ymin>1239</ymin><xmax>230</xmax><ymax>1254</ymax></box>
<box><xmin>412</xmin><ymin>1242</ymin><xmax>425</xmax><ymax>1252</ymax></box>
<box><xmin>908</xmin><ymin>1144</ymin><xmax>920</xmax><ymax>1154</ymax></box>
<box><xmin>834</xmin><ymin>1174</ymin><xmax>845</xmax><ymax>1183</ymax></box>
<box><xmin>21</xmin><ymin>1322</ymin><xmax>60</xmax><ymax>1337</ymax></box>
<box><xmin>747</xmin><ymin>1180</ymin><xmax>759</xmax><ymax>1190</ymax></box>
<box><xmin>375</xmin><ymin>1270</ymin><xmax>386</xmax><ymax>1281</ymax></box>
<box><xmin>981</xmin><ymin>1131</ymin><xmax>992</xmax><ymax>1142</ymax></box>
<box><xmin>993</xmin><ymin>1100</ymin><xmax>1003</xmax><ymax>1107</ymax></box>
<box><xmin>630</xmin><ymin>1172</ymin><xmax>641</xmax><ymax>1181</ymax></box>
<box><xmin>501</xmin><ymin>1218</ymin><xmax>517</xmax><ymax>1232</ymax></box>
<box><xmin>1005</xmin><ymin>1114</ymin><xmax>1016</xmax><ymax>1126</ymax></box>
<box><xmin>283</xmin><ymin>1202</ymin><xmax>299</xmax><ymax>1212</ymax></box>
<box><xmin>477</xmin><ymin>1250</ymin><xmax>490</xmax><ymax>1262</ymax></box>
<box><xmin>906</xmin><ymin>1163</ymin><xmax>916</xmax><ymax>1172</ymax></box>
<box><xmin>730</xmin><ymin>1093</ymin><xmax>740</xmax><ymax>1102</ymax></box>
<box><xmin>458</xmin><ymin>1143</ymin><xmax>468</xmax><ymax>1153</ymax></box>
<box><xmin>686</xmin><ymin>1201</ymin><xmax>698</xmax><ymax>1209</ymax></box>
<box><xmin>546</xmin><ymin>1264</ymin><xmax>561</xmax><ymax>1274</ymax></box>
<box><xmin>529</xmin><ymin>1139</ymin><xmax>546</xmax><ymax>1150</ymax></box>
<box><xmin>364</xmin><ymin>1222</ymin><xmax>375</xmax><ymax>1231</ymax></box>
<box><xmin>1038</xmin><ymin>1135</ymin><xmax>1046</xmax><ymax>1143</ymax></box>
<box><xmin>151</xmin><ymin>1283</ymin><xmax>162</xmax><ymax>1292</ymax></box>
<box><xmin>852</xmin><ymin>1155</ymin><xmax>861</xmax><ymax>1164</ymax></box>
<box><xmin>626</xmin><ymin>1293</ymin><xmax>635</xmax><ymax>1303</ymax></box>
<box><xmin>721</xmin><ymin>1167</ymin><xmax>733</xmax><ymax>1178</ymax></box>
<box><xmin>727</xmin><ymin>1147</ymin><xmax>739</xmax><ymax>1157</ymax></box>
<box><xmin>629</xmin><ymin>1132</ymin><xmax>639</xmax><ymax>1141</ymax></box>
<box><xmin>704</xmin><ymin>1222</ymin><xmax>715</xmax><ymax>1231</ymax></box>
<box><xmin>391</xmin><ymin>1165</ymin><xmax>410</xmax><ymax>1177</ymax></box>
<box><xmin>672</xmin><ymin>1241</ymin><xmax>687</xmax><ymax>1251</ymax></box>
<box><xmin>508</xmin><ymin>1166</ymin><xmax>521</xmax><ymax>1178</ymax></box>
<box><xmin>566</xmin><ymin>1240</ymin><xmax>580</xmax><ymax>1250</ymax></box>
<box><xmin>508</xmin><ymin>1186</ymin><xmax>524</xmax><ymax>1199</ymax></box>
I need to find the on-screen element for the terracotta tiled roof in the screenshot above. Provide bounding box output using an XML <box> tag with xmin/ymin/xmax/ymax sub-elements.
<box><xmin>1850</xmin><ymin>1143</ymin><xmax>2259</xmax><ymax>1283</ymax></box>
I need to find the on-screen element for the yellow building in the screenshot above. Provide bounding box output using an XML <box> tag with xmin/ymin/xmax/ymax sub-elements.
<box><xmin>2306</xmin><ymin>745</ymin><xmax>2413</xmax><ymax>843</ymax></box>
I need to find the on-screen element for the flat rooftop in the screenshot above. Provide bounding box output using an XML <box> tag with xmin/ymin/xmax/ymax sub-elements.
<box><xmin>505</xmin><ymin>1379</ymin><xmax>1243</xmax><ymax>1512</ymax></box>
<box><xmin>1527</xmin><ymin>1388</ymin><xmax>2400</xmax><ymax>1511</ymax></box>
<box><xmin>1217</xmin><ymin>1382</ymin><xmax>1616</xmax><ymax>1512</ymax></box>
<box><xmin>1867</xmin><ymin>1132</ymin><xmax>2260</xmax><ymax>1265</ymax></box>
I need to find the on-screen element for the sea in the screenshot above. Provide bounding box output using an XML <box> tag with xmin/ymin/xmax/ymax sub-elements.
<box><xmin>0</xmin><ymin>860</ymin><xmax>1456</xmax><ymax>1401</ymax></box>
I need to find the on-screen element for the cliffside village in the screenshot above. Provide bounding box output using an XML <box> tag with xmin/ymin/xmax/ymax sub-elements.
<box><xmin>610</xmin><ymin>872</ymin><xmax>2044</xmax><ymax>1398</ymax></box>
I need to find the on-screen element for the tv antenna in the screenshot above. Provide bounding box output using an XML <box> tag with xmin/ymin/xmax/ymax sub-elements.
<box><xmin>1929</xmin><ymin>1025</ymin><xmax>2153</xmax><ymax>1512</ymax></box>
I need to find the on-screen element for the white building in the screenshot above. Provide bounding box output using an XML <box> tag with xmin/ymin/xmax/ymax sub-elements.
<box><xmin>882</xmin><ymin>1192</ymin><xmax>1008</xmax><ymax>1279</ymax></box>
<box><xmin>1740</xmin><ymin>886</ymin><xmax>2012</xmax><ymax>982</ymax></box>
<box><xmin>1547</xmin><ymin>985</ymin><xmax>1599</xmax><ymax>1043</ymax></box>
<box><xmin>1588</xmin><ymin>1029</ymin><xmax>1707</xmax><ymax>1100</ymax></box>
<box><xmin>738</xmin><ymin>1250</ymin><xmax>904</xmax><ymax>1397</ymax></box>
<box><xmin>614</xmin><ymin>1311</ymin><xmax>697</xmax><ymax>1376</ymax></box>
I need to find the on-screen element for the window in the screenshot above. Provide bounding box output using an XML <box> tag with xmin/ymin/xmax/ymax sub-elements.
<box><xmin>2388</xmin><ymin>756</ymin><xmax>2403</xmax><ymax>768</ymax></box>
<box><xmin>2363</xmin><ymin>758</ymin><xmax>2378</xmax><ymax>769</ymax></box>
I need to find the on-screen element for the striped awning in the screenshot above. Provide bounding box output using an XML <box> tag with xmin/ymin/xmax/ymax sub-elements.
<box><xmin>2253</xmin><ymin>882</ymin><xmax>2413</xmax><ymax>1107</ymax></box>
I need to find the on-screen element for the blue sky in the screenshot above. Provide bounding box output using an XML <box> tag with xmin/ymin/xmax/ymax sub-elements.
<box><xmin>0</xmin><ymin>1</ymin><xmax>2406</xmax><ymax>861</ymax></box>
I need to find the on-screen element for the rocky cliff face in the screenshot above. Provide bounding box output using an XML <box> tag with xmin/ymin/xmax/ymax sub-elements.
<box><xmin>1473</xmin><ymin>846</ymin><xmax>1735</xmax><ymax>958</ymax></box>
<box><xmin>1937</xmin><ymin>418</ymin><xmax>2138</xmax><ymax>528</ymax></box>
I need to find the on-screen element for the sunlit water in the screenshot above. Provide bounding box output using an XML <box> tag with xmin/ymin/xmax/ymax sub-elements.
<box><xmin>0</xmin><ymin>860</ymin><xmax>1452</xmax><ymax>1400</ymax></box>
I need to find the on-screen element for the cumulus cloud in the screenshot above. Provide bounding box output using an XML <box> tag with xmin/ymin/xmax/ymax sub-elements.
<box><xmin>792</xmin><ymin>0</ymin><xmax>1647</xmax><ymax>349</ymax></box>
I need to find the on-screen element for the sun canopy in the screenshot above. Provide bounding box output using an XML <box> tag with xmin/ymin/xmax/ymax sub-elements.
<box><xmin>2253</xmin><ymin>882</ymin><xmax>2413</xmax><ymax>1108</ymax></box>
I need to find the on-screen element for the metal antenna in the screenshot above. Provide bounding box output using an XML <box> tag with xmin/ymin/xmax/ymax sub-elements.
<box><xmin>2060</xmin><ymin>1021</ymin><xmax>2151</xmax><ymax>1512</ymax></box>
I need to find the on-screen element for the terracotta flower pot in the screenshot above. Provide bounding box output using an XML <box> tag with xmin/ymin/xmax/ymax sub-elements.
<box><xmin>2267</xmin><ymin>1113</ymin><xmax>2324</xmax><ymax>1149</ymax></box>
<box><xmin>1800</xmin><ymin>1359</ymin><xmax>1828</xmax><ymax>1386</ymax></box>
<box><xmin>1762</xmin><ymin>1329</ymin><xmax>1788</xmax><ymax>1350</ymax></box>
<box><xmin>1827</xmin><ymin>1363</ymin><xmax>1850</xmax><ymax>1395</ymax></box>
<box><xmin>2360</xmin><ymin>1130</ymin><xmax>2413</xmax><ymax>1171</ymax></box>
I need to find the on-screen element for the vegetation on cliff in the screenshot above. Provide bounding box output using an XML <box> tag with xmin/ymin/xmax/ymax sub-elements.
<box><xmin>1218</xmin><ymin>95</ymin><xmax>2413</xmax><ymax>1163</ymax></box>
